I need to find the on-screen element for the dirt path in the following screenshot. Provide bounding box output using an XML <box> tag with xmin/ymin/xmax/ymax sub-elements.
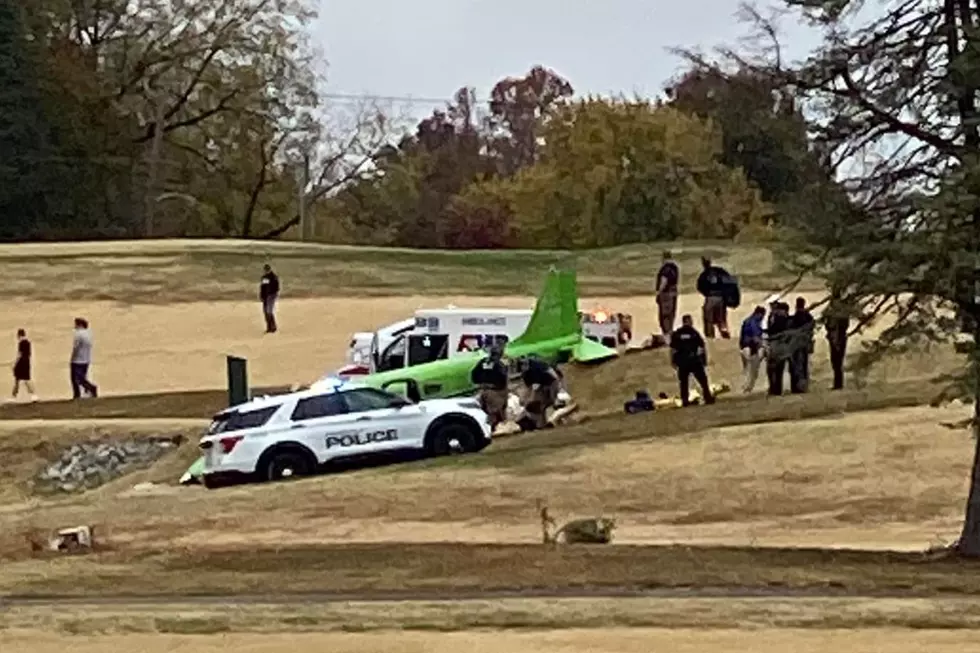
<box><xmin>1</xmin><ymin>585</ymin><xmax>970</xmax><ymax>607</ymax></box>
<box><xmin>5</xmin><ymin>628</ymin><xmax>976</xmax><ymax>653</ymax></box>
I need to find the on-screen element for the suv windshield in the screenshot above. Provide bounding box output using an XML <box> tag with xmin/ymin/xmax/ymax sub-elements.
<box><xmin>207</xmin><ymin>405</ymin><xmax>278</xmax><ymax>434</ymax></box>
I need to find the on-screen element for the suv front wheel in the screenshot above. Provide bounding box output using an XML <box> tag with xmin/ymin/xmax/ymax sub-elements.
<box><xmin>426</xmin><ymin>421</ymin><xmax>480</xmax><ymax>457</ymax></box>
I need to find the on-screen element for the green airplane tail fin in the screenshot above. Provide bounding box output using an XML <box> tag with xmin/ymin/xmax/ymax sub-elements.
<box><xmin>509</xmin><ymin>267</ymin><xmax>580</xmax><ymax>348</ymax></box>
<box><xmin>571</xmin><ymin>334</ymin><xmax>620</xmax><ymax>363</ymax></box>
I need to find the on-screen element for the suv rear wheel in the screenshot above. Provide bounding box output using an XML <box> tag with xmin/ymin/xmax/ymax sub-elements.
<box><xmin>265</xmin><ymin>450</ymin><xmax>312</xmax><ymax>482</ymax></box>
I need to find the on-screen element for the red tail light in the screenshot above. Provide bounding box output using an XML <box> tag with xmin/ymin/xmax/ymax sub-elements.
<box><xmin>219</xmin><ymin>435</ymin><xmax>244</xmax><ymax>454</ymax></box>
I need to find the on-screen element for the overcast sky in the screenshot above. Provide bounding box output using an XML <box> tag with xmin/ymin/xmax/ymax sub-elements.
<box><xmin>315</xmin><ymin>0</ymin><xmax>824</xmax><ymax>120</ymax></box>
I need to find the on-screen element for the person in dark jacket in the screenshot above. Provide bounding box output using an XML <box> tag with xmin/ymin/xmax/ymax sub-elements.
<box><xmin>520</xmin><ymin>355</ymin><xmax>562</xmax><ymax>429</ymax></box>
<box><xmin>696</xmin><ymin>257</ymin><xmax>731</xmax><ymax>339</ymax></box>
<box><xmin>669</xmin><ymin>314</ymin><xmax>715</xmax><ymax>406</ymax></box>
<box><xmin>655</xmin><ymin>250</ymin><xmax>680</xmax><ymax>336</ymax></box>
<box><xmin>824</xmin><ymin>297</ymin><xmax>851</xmax><ymax>390</ymax></box>
<box><xmin>739</xmin><ymin>306</ymin><xmax>766</xmax><ymax>393</ymax></box>
<box><xmin>765</xmin><ymin>301</ymin><xmax>791</xmax><ymax>396</ymax></box>
<box><xmin>11</xmin><ymin>328</ymin><xmax>37</xmax><ymax>402</ymax></box>
<box><xmin>471</xmin><ymin>345</ymin><xmax>510</xmax><ymax>429</ymax></box>
<box><xmin>788</xmin><ymin>297</ymin><xmax>815</xmax><ymax>394</ymax></box>
<box><xmin>260</xmin><ymin>264</ymin><xmax>280</xmax><ymax>333</ymax></box>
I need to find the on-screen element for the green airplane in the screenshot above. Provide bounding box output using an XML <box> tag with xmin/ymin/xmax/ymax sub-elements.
<box><xmin>360</xmin><ymin>268</ymin><xmax>620</xmax><ymax>400</ymax></box>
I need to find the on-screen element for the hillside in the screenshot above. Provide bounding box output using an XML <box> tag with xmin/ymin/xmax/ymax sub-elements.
<box><xmin>0</xmin><ymin>238</ymin><xmax>802</xmax><ymax>303</ymax></box>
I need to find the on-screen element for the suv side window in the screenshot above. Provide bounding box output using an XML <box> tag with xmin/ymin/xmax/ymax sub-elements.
<box><xmin>208</xmin><ymin>406</ymin><xmax>279</xmax><ymax>434</ymax></box>
<box><xmin>342</xmin><ymin>388</ymin><xmax>403</xmax><ymax>413</ymax></box>
<box><xmin>291</xmin><ymin>393</ymin><xmax>349</xmax><ymax>421</ymax></box>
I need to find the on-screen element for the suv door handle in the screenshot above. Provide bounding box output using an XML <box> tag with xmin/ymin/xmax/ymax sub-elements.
<box><xmin>291</xmin><ymin>423</ymin><xmax>305</xmax><ymax>429</ymax></box>
<box><xmin>356</xmin><ymin>416</ymin><xmax>371</xmax><ymax>421</ymax></box>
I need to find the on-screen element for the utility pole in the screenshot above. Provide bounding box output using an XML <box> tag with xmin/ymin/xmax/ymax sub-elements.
<box><xmin>297</xmin><ymin>152</ymin><xmax>310</xmax><ymax>241</ymax></box>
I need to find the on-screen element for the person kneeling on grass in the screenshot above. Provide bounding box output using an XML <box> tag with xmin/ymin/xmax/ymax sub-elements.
<box><xmin>518</xmin><ymin>355</ymin><xmax>563</xmax><ymax>431</ymax></box>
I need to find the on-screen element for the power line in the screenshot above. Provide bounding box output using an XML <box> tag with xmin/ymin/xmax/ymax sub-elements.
<box><xmin>321</xmin><ymin>92</ymin><xmax>456</xmax><ymax>105</ymax></box>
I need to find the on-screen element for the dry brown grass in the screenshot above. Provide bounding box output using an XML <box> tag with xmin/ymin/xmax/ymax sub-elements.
<box><xmin>0</xmin><ymin>294</ymin><xmax>665</xmax><ymax>400</ymax></box>
<box><xmin>5</xmin><ymin>597</ymin><xmax>980</xmax><ymax>634</ymax></box>
<box><xmin>0</xmin><ymin>238</ymin><xmax>798</xmax><ymax>303</ymax></box>
<box><xmin>0</xmin><ymin>288</ymin><xmax>935</xmax><ymax>404</ymax></box>
<box><xmin>0</xmin><ymin>404</ymin><xmax>973</xmax><ymax>597</ymax></box>
<box><xmin>5</xmin><ymin>627</ymin><xmax>980</xmax><ymax>653</ymax></box>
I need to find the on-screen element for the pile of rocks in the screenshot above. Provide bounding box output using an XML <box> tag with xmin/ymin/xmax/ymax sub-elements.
<box><xmin>36</xmin><ymin>436</ymin><xmax>184</xmax><ymax>493</ymax></box>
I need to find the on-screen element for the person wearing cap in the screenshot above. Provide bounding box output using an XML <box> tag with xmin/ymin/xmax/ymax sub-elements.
<box><xmin>738</xmin><ymin>306</ymin><xmax>766</xmax><ymax>393</ymax></box>
<box><xmin>470</xmin><ymin>345</ymin><xmax>510</xmax><ymax>430</ymax></box>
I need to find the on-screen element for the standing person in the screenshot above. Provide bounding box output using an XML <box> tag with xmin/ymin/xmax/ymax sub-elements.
<box><xmin>738</xmin><ymin>306</ymin><xmax>766</xmax><ymax>393</ymax></box>
<box><xmin>655</xmin><ymin>250</ymin><xmax>680</xmax><ymax>336</ymax></box>
<box><xmin>669</xmin><ymin>314</ymin><xmax>715</xmax><ymax>406</ymax></box>
<box><xmin>70</xmin><ymin>318</ymin><xmax>98</xmax><ymax>399</ymax></box>
<box><xmin>696</xmin><ymin>257</ymin><xmax>731</xmax><ymax>339</ymax></box>
<box><xmin>788</xmin><ymin>297</ymin><xmax>815</xmax><ymax>394</ymax></box>
<box><xmin>11</xmin><ymin>329</ymin><xmax>37</xmax><ymax>402</ymax></box>
<box><xmin>260</xmin><ymin>264</ymin><xmax>280</xmax><ymax>334</ymax></box>
<box><xmin>470</xmin><ymin>345</ymin><xmax>510</xmax><ymax>430</ymax></box>
<box><xmin>765</xmin><ymin>301</ymin><xmax>791</xmax><ymax>396</ymax></box>
<box><xmin>824</xmin><ymin>296</ymin><xmax>851</xmax><ymax>390</ymax></box>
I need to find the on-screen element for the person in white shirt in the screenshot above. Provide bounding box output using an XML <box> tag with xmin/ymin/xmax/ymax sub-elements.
<box><xmin>70</xmin><ymin>318</ymin><xmax>98</xmax><ymax>399</ymax></box>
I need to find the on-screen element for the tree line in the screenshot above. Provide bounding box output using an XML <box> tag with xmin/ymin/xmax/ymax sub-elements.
<box><xmin>0</xmin><ymin>0</ymin><xmax>832</xmax><ymax>246</ymax></box>
<box><xmin>315</xmin><ymin>63</ymin><xmax>834</xmax><ymax>249</ymax></box>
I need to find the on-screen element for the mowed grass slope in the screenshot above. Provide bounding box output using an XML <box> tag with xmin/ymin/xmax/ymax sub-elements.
<box><xmin>0</xmin><ymin>400</ymin><xmax>972</xmax><ymax>597</ymax></box>
<box><xmin>0</xmin><ymin>238</ymin><xmax>797</xmax><ymax>303</ymax></box>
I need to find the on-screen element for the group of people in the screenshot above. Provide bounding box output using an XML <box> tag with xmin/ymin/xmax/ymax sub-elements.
<box><xmin>7</xmin><ymin>263</ymin><xmax>280</xmax><ymax>404</ymax></box>
<box><xmin>471</xmin><ymin>345</ymin><xmax>565</xmax><ymax>432</ymax></box>
<box><xmin>655</xmin><ymin>251</ymin><xmax>852</xmax><ymax>405</ymax></box>
<box><xmin>8</xmin><ymin>318</ymin><xmax>99</xmax><ymax>403</ymax></box>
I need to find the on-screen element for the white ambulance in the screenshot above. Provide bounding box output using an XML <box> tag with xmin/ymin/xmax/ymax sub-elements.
<box><xmin>340</xmin><ymin>306</ymin><xmax>631</xmax><ymax>378</ymax></box>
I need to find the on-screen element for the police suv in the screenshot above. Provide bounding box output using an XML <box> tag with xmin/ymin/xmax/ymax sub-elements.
<box><xmin>198</xmin><ymin>378</ymin><xmax>492</xmax><ymax>489</ymax></box>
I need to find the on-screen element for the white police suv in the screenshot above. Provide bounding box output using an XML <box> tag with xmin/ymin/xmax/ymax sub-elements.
<box><xmin>198</xmin><ymin>378</ymin><xmax>492</xmax><ymax>489</ymax></box>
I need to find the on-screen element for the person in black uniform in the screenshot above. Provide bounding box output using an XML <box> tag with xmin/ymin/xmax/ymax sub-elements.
<box><xmin>260</xmin><ymin>264</ymin><xmax>280</xmax><ymax>333</ymax></box>
<box><xmin>470</xmin><ymin>345</ymin><xmax>510</xmax><ymax>430</ymax></box>
<box><xmin>11</xmin><ymin>329</ymin><xmax>36</xmax><ymax>401</ymax></box>
<box><xmin>788</xmin><ymin>297</ymin><xmax>815</xmax><ymax>394</ymax></box>
<box><xmin>823</xmin><ymin>297</ymin><xmax>851</xmax><ymax>390</ymax></box>
<box><xmin>520</xmin><ymin>355</ymin><xmax>562</xmax><ymax>429</ymax></box>
<box><xmin>765</xmin><ymin>301</ymin><xmax>791</xmax><ymax>395</ymax></box>
<box><xmin>669</xmin><ymin>314</ymin><xmax>714</xmax><ymax>406</ymax></box>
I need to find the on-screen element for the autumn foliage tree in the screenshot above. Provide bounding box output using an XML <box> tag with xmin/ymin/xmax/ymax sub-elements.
<box><xmin>460</xmin><ymin>99</ymin><xmax>769</xmax><ymax>248</ymax></box>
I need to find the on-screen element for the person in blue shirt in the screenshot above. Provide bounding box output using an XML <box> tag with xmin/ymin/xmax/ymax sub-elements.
<box><xmin>739</xmin><ymin>306</ymin><xmax>766</xmax><ymax>393</ymax></box>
